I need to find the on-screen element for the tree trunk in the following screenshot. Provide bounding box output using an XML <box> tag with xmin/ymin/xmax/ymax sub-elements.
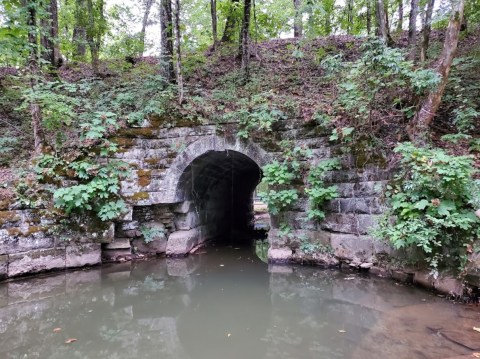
<box><xmin>420</xmin><ymin>0</ymin><xmax>434</xmax><ymax>62</ymax></box>
<box><xmin>367</xmin><ymin>0</ymin><xmax>372</xmax><ymax>35</ymax></box>
<box><xmin>408</xmin><ymin>0</ymin><xmax>419</xmax><ymax>59</ymax></box>
<box><xmin>407</xmin><ymin>0</ymin><xmax>465</xmax><ymax>146</ymax></box>
<box><xmin>376</xmin><ymin>0</ymin><xmax>388</xmax><ymax>43</ymax></box>
<box><xmin>240</xmin><ymin>0</ymin><xmax>252</xmax><ymax>82</ymax></box>
<box><xmin>25</xmin><ymin>0</ymin><xmax>45</xmax><ymax>154</ymax></box>
<box><xmin>397</xmin><ymin>0</ymin><xmax>403</xmax><ymax>32</ymax></box>
<box><xmin>221</xmin><ymin>0</ymin><xmax>240</xmax><ymax>42</ymax></box>
<box><xmin>210</xmin><ymin>0</ymin><xmax>218</xmax><ymax>47</ymax></box>
<box><xmin>173</xmin><ymin>0</ymin><xmax>183</xmax><ymax>103</ymax></box>
<box><xmin>293</xmin><ymin>0</ymin><xmax>303</xmax><ymax>38</ymax></box>
<box><xmin>41</xmin><ymin>0</ymin><xmax>61</xmax><ymax>67</ymax></box>
<box><xmin>140</xmin><ymin>0</ymin><xmax>155</xmax><ymax>56</ymax></box>
<box><xmin>160</xmin><ymin>0</ymin><xmax>174</xmax><ymax>82</ymax></box>
<box><xmin>86</xmin><ymin>0</ymin><xmax>104</xmax><ymax>73</ymax></box>
<box><xmin>346</xmin><ymin>0</ymin><xmax>353</xmax><ymax>35</ymax></box>
<box><xmin>73</xmin><ymin>0</ymin><xmax>87</xmax><ymax>58</ymax></box>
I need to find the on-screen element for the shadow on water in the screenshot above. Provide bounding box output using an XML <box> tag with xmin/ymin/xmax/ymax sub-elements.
<box><xmin>0</xmin><ymin>246</ymin><xmax>479</xmax><ymax>359</ymax></box>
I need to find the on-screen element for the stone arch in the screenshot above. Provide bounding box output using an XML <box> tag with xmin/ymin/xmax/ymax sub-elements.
<box><xmin>155</xmin><ymin>135</ymin><xmax>272</xmax><ymax>203</ymax></box>
<box><xmin>160</xmin><ymin>136</ymin><xmax>272</xmax><ymax>255</ymax></box>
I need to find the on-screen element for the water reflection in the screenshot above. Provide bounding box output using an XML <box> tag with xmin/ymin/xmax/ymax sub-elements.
<box><xmin>0</xmin><ymin>247</ymin><xmax>478</xmax><ymax>359</ymax></box>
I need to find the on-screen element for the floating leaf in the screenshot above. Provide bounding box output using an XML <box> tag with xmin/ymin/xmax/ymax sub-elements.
<box><xmin>53</xmin><ymin>328</ymin><xmax>61</xmax><ymax>333</ymax></box>
<box><xmin>473</xmin><ymin>327</ymin><xmax>480</xmax><ymax>333</ymax></box>
<box><xmin>65</xmin><ymin>338</ymin><xmax>77</xmax><ymax>344</ymax></box>
<box><xmin>338</xmin><ymin>330</ymin><xmax>346</xmax><ymax>333</ymax></box>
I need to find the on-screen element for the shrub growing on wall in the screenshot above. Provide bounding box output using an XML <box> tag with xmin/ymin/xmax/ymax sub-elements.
<box><xmin>377</xmin><ymin>142</ymin><xmax>480</xmax><ymax>276</ymax></box>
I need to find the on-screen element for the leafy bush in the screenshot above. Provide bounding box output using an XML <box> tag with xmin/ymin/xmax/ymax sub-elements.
<box><xmin>52</xmin><ymin>160</ymin><xmax>129</xmax><ymax>221</ymax></box>
<box><xmin>140</xmin><ymin>225</ymin><xmax>166</xmax><ymax>244</ymax></box>
<box><xmin>306</xmin><ymin>159</ymin><xmax>341</xmax><ymax>220</ymax></box>
<box><xmin>377</xmin><ymin>143</ymin><xmax>480</xmax><ymax>275</ymax></box>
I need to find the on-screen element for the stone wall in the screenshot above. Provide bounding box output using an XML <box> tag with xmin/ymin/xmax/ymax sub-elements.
<box><xmin>1</xmin><ymin>114</ymin><xmax>478</xmax><ymax>289</ymax></box>
<box><xmin>0</xmin><ymin>209</ymin><xmax>105</xmax><ymax>279</ymax></box>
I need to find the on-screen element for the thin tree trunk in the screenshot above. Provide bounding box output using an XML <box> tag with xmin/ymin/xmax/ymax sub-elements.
<box><xmin>40</xmin><ymin>0</ymin><xmax>60</xmax><ymax>67</ymax></box>
<box><xmin>367</xmin><ymin>0</ymin><xmax>372</xmax><ymax>35</ymax></box>
<box><xmin>407</xmin><ymin>0</ymin><xmax>465</xmax><ymax>146</ymax></box>
<box><xmin>408</xmin><ymin>0</ymin><xmax>419</xmax><ymax>59</ymax></box>
<box><xmin>210</xmin><ymin>0</ymin><xmax>218</xmax><ymax>47</ymax></box>
<box><xmin>397</xmin><ymin>0</ymin><xmax>403</xmax><ymax>32</ymax></box>
<box><xmin>73</xmin><ymin>0</ymin><xmax>87</xmax><ymax>58</ymax></box>
<box><xmin>221</xmin><ymin>0</ymin><xmax>240</xmax><ymax>42</ymax></box>
<box><xmin>420</xmin><ymin>0</ymin><xmax>435</xmax><ymax>62</ymax></box>
<box><xmin>346</xmin><ymin>0</ymin><xmax>353</xmax><ymax>35</ymax></box>
<box><xmin>140</xmin><ymin>0</ymin><xmax>155</xmax><ymax>56</ymax></box>
<box><xmin>25</xmin><ymin>0</ymin><xmax>44</xmax><ymax>153</ymax></box>
<box><xmin>293</xmin><ymin>0</ymin><xmax>303</xmax><ymax>38</ymax></box>
<box><xmin>240</xmin><ymin>0</ymin><xmax>252</xmax><ymax>82</ymax></box>
<box><xmin>86</xmin><ymin>0</ymin><xmax>104</xmax><ymax>73</ymax></box>
<box><xmin>160</xmin><ymin>0</ymin><xmax>174</xmax><ymax>82</ymax></box>
<box><xmin>173</xmin><ymin>0</ymin><xmax>183</xmax><ymax>103</ymax></box>
<box><xmin>376</xmin><ymin>0</ymin><xmax>388</xmax><ymax>42</ymax></box>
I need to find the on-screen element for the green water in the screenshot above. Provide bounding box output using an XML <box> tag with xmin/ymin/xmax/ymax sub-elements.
<box><xmin>0</xmin><ymin>246</ymin><xmax>478</xmax><ymax>358</ymax></box>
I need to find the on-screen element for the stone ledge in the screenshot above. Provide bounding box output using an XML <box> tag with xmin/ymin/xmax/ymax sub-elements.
<box><xmin>8</xmin><ymin>248</ymin><xmax>66</xmax><ymax>277</ymax></box>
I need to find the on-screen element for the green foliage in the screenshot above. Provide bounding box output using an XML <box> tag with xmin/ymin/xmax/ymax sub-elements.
<box><xmin>224</xmin><ymin>93</ymin><xmax>286</xmax><ymax>139</ymax></box>
<box><xmin>305</xmin><ymin>159</ymin><xmax>341</xmax><ymax>220</ymax></box>
<box><xmin>322</xmin><ymin>38</ymin><xmax>440</xmax><ymax>140</ymax></box>
<box><xmin>377</xmin><ymin>143</ymin><xmax>480</xmax><ymax>276</ymax></box>
<box><xmin>140</xmin><ymin>225</ymin><xmax>166</xmax><ymax>244</ymax></box>
<box><xmin>299</xmin><ymin>237</ymin><xmax>334</xmax><ymax>255</ymax></box>
<box><xmin>51</xmin><ymin>160</ymin><xmax>129</xmax><ymax>221</ymax></box>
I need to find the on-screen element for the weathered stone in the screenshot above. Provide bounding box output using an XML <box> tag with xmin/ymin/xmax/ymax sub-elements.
<box><xmin>330</xmin><ymin>233</ymin><xmax>375</xmax><ymax>262</ymax></box>
<box><xmin>369</xmin><ymin>266</ymin><xmax>389</xmax><ymax>277</ymax></box>
<box><xmin>268</xmin><ymin>247</ymin><xmax>292</xmax><ymax>263</ymax></box>
<box><xmin>0</xmin><ymin>228</ymin><xmax>54</xmax><ymax>255</ymax></box>
<box><xmin>174</xmin><ymin>201</ymin><xmax>194</xmax><ymax>214</ymax></box>
<box><xmin>8</xmin><ymin>248</ymin><xmax>66</xmax><ymax>277</ymax></box>
<box><xmin>0</xmin><ymin>254</ymin><xmax>7</xmax><ymax>280</ymax></box>
<box><xmin>321</xmin><ymin>213</ymin><xmax>379</xmax><ymax>235</ymax></box>
<box><xmin>66</xmin><ymin>243</ymin><xmax>101</xmax><ymax>268</ymax></box>
<box><xmin>174</xmin><ymin>211</ymin><xmax>200</xmax><ymax>231</ymax></box>
<box><xmin>360</xmin><ymin>262</ymin><xmax>373</xmax><ymax>269</ymax></box>
<box><xmin>433</xmin><ymin>275</ymin><xmax>464</xmax><ymax>297</ymax></box>
<box><xmin>0</xmin><ymin>211</ymin><xmax>21</xmax><ymax>229</ymax></box>
<box><xmin>392</xmin><ymin>270</ymin><xmax>412</xmax><ymax>283</ymax></box>
<box><xmin>104</xmin><ymin>238</ymin><xmax>131</xmax><ymax>250</ymax></box>
<box><xmin>166</xmin><ymin>228</ymin><xmax>200</xmax><ymax>256</ymax></box>
<box><xmin>7</xmin><ymin>274</ymin><xmax>65</xmax><ymax>303</ymax></box>
<box><xmin>414</xmin><ymin>271</ymin><xmax>435</xmax><ymax>290</ymax></box>
<box><xmin>132</xmin><ymin>237</ymin><xmax>167</xmax><ymax>254</ymax></box>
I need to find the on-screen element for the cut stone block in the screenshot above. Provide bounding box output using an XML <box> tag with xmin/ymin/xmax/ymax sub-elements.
<box><xmin>174</xmin><ymin>211</ymin><xmax>200</xmax><ymax>230</ymax></box>
<box><xmin>174</xmin><ymin>201</ymin><xmax>194</xmax><ymax>214</ymax></box>
<box><xmin>66</xmin><ymin>243</ymin><xmax>101</xmax><ymax>268</ymax></box>
<box><xmin>166</xmin><ymin>228</ymin><xmax>200</xmax><ymax>256</ymax></box>
<box><xmin>132</xmin><ymin>238</ymin><xmax>167</xmax><ymax>254</ymax></box>
<box><xmin>104</xmin><ymin>238</ymin><xmax>131</xmax><ymax>250</ymax></box>
<box><xmin>330</xmin><ymin>233</ymin><xmax>375</xmax><ymax>262</ymax></box>
<box><xmin>8</xmin><ymin>248</ymin><xmax>66</xmax><ymax>277</ymax></box>
<box><xmin>268</xmin><ymin>247</ymin><xmax>292</xmax><ymax>263</ymax></box>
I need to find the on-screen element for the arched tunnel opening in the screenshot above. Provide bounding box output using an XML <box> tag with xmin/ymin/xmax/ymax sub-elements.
<box><xmin>176</xmin><ymin>150</ymin><xmax>267</xmax><ymax>247</ymax></box>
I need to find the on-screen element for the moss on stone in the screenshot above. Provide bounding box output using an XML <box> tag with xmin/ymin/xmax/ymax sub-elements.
<box><xmin>0</xmin><ymin>211</ymin><xmax>20</xmax><ymax>225</ymax></box>
<box><xmin>125</xmin><ymin>192</ymin><xmax>150</xmax><ymax>201</ymax></box>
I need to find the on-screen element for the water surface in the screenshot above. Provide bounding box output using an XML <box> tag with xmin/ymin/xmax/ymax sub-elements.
<box><xmin>1</xmin><ymin>246</ymin><xmax>479</xmax><ymax>358</ymax></box>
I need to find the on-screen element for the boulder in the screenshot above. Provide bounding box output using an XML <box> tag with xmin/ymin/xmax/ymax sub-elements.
<box><xmin>166</xmin><ymin>228</ymin><xmax>200</xmax><ymax>256</ymax></box>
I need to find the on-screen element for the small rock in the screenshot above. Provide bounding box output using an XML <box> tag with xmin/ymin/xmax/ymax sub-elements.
<box><xmin>360</xmin><ymin>262</ymin><xmax>373</xmax><ymax>269</ymax></box>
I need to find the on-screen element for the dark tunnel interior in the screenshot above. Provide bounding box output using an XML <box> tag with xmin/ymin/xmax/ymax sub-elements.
<box><xmin>176</xmin><ymin>150</ymin><xmax>263</xmax><ymax>246</ymax></box>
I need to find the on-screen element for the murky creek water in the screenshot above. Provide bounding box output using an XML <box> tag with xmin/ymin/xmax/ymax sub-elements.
<box><xmin>1</xmin><ymin>246</ymin><xmax>479</xmax><ymax>359</ymax></box>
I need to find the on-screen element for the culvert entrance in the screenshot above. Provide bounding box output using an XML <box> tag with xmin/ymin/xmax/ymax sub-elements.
<box><xmin>174</xmin><ymin>150</ymin><xmax>264</xmax><ymax>248</ymax></box>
